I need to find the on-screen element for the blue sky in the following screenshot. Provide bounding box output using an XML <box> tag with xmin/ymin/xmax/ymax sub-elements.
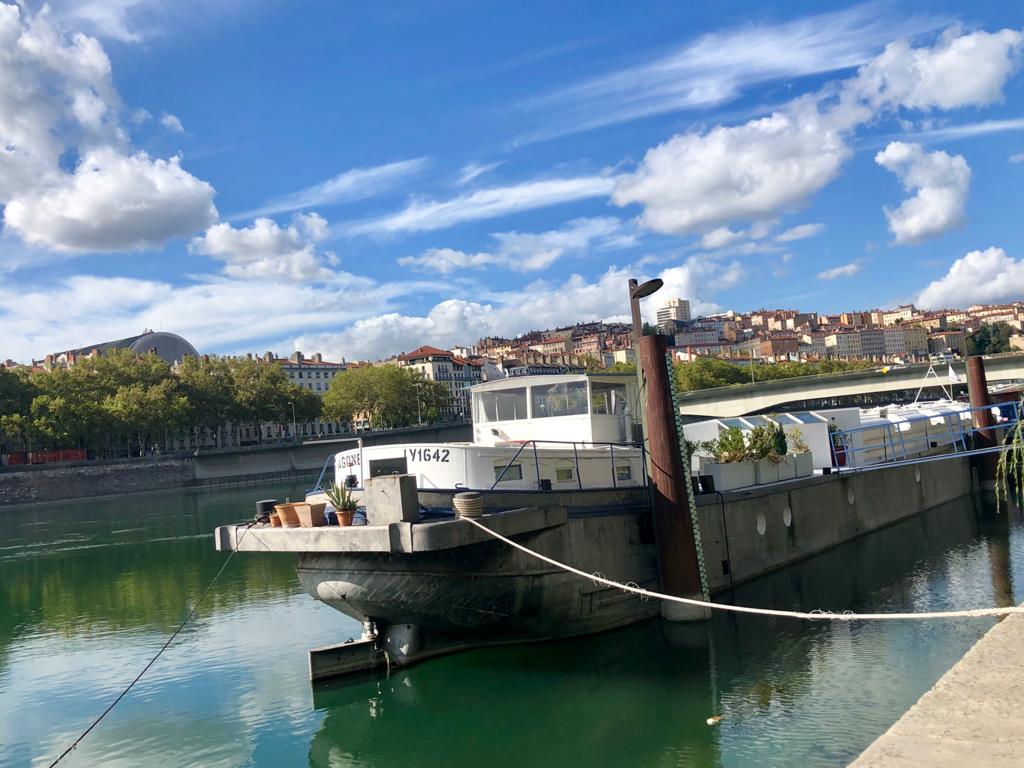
<box><xmin>2</xmin><ymin>0</ymin><xmax>1024</xmax><ymax>362</ymax></box>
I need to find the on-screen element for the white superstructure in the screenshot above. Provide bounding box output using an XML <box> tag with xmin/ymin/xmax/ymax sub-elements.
<box><xmin>329</xmin><ymin>372</ymin><xmax>644</xmax><ymax>492</ymax></box>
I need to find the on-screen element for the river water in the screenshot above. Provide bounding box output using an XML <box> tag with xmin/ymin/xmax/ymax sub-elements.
<box><xmin>1</xmin><ymin>483</ymin><xmax>1020</xmax><ymax>767</ymax></box>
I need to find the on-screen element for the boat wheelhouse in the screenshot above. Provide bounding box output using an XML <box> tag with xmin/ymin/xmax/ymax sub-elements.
<box><xmin>323</xmin><ymin>372</ymin><xmax>644</xmax><ymax>493</ymax></box>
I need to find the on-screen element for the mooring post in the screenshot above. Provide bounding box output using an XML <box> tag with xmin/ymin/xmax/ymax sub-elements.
<box><xmin>638</xmin><ymin>334</ymin><xmax>707</xmax><ymax>622</ymax></box>
<box><xmin>966</xmin><ymin>355</ymin><xmax>998</xmax><ymax>490</ymax></box>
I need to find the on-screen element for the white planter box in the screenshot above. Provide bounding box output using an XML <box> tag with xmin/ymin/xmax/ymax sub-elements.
<box><xmin>754</xmin><ymin>457</ymin><xmax>779</xmax><ymax>485</ymax></box>
<box><xmin>707</xmin><ymin>460</ymin><xmax>755</xmax><ymax>491</ymax></box>
<box><xmin>777</xmin><ymin>456</ymin><xmax>797</xmax><ymax>481</ymax></box>
<box><xmin>791</xmin><ymin>451</ymin><xmax>813</xmax><ymax>478</ymax></box>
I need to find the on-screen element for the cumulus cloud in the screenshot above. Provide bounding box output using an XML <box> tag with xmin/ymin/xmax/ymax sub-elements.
<box><xmin>776</xmin><ymin>222</ymin><xmax>825</xmax><ymax>242</ymax></box>
<box><xmin>5</xmin><ymin>148</ymin><xmax>217</xmax><ymax>252</ymax></box>
<box><xmin>917</xmin><ymin>247</ymin><xmax>1024</xmax><ymax>308</ymax></box>
<box><xmin>160</xmin><ymin>112</ymin><xmax>184</xmax><ymax>133</ymax></box>
<box><xmin>295</xmin><ymin>257</ymin><xmax>738</xmax><ymax>360</ymax></box>
<box><xmin>0</xmin><ymin>3</ymin><xmax>218</xmax><ymax>253</ymax></box>
<box><xmin>189</xmin><ymin>213</ymin><xmax>337</xmax><ymax>282</ymax></box>
<box><xmin>818</xmin><ymin>261</ymin><xmax>862</xmax><ymax>280</ymax></box>
<box><xmin>874</xmin><ymin>141</ymin><xmax>970</xmax><ymax>244</ymax></box>
<box><xmin>1011</xmin><ymin>153</ymin><xmax>1024</xmax><ymax>163</ymax></box>
<box><xmin>613</xmin><ymin>26</ymin><xmax>1021</xmax><ymax>237</ymax></box>
<box><xmin>399</xmin><ymin>217</ymin><xmax>631</xmax><ymax>273</ymax></box>
<box><xmin>851</xmin><ymin>27</ymin><xmax>1024</xmax><ymax>111</ymax></box>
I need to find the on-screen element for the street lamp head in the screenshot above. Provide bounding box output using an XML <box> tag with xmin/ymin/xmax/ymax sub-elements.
<box><xmin>630</xmin><ymin>278</ymin><xmax>663</xmax><ymax>300</ymax></box>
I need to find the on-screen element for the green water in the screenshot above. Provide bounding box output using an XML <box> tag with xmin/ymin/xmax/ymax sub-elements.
<box><xmin>1</xmin><ymin>485</ymin><xmax>1020</xmax><ymax>767</ymax></box>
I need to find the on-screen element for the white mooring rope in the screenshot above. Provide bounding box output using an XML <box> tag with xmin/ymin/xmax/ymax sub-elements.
<box><xmin>463</xmin><ymin>517</ymin><xmax>1024</xmax><ymax>621</ymax></box>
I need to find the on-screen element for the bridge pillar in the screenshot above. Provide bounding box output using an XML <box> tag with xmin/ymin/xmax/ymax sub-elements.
<box><xmin>967</xmin><ymin>356</ymin><xmax>998</xmax><ymax>490</ymax></box>
<box><xmin>638</xmin><ymin>334</ymin><xmax>707</xmax><ymax>622</ymax></box>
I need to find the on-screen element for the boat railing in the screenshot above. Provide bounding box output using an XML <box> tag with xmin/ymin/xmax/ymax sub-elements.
<box><xmin>831</xmin><ymin>401</ymin><xmax>1020</xmax><ymax>470</ymax></box>
<box><xmin>308</xmin><ymin>437</ymin><xmax>362</xmax><ymax>494</ymax></box>
<box><xmin>489</xmin><ymin>439</ymin><xmax>648</xmax><ymax>491</ymax></box>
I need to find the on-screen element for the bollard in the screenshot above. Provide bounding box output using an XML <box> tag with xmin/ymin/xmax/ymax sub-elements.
<box><xmin>638</xmin><ymin>334</ymin><xmax>707</xmax><ymax>622</ymax></box>
<box><xmin>966</xmin><ymin>356</ymin><xmax>998</xmax><ymax>490</ymax></box>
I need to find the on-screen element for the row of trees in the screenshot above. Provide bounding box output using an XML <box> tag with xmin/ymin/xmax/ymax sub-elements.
<box><xmin>0</xmin><ymin>351</ymin><xmax>321</xmax><ymax>456</ymax></box>
<box><xmin>966</xmin><ymin>322</ymin><xmax>1016</xmax><ymax>356</ymax></box>
<box><xmin>674</xmin><ymin>357</ymin><xmax>875</xmax><ymax>391</ymax></box>
<box><xmin>321</xmin><ymin>365</ymin><xmax>449</xmax><ymax>429</ymax></box>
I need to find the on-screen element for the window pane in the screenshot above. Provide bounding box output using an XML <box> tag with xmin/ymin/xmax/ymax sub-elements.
<box><xmin>531</xmin><ymin>381</ymin><xmax>588</xmax><ymax>419</ymax></box>
<box><xmin>477</xmin><ymin>388</ymin><xmax>527</xmax><ymax>422</ymax></box>
<box><xmin>494</xmin><ymin>463</ymin><xmax>523</xmax><ymax>481</ymax></box>
<box><xmin>590</xmin><ymin>381</ymin><xmax>627</xmax><ymax>415</ymax></box>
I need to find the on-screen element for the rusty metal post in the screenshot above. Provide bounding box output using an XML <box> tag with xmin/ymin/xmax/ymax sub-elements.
<box><xmin>967</xmin><ymin>355</ymin><xmax>997</xmax><ymax>488</ymax></box>
<box><xmin>638</xmin><ymin>334</ymin><xmax>707</xmax><ymax>622</ymax></box>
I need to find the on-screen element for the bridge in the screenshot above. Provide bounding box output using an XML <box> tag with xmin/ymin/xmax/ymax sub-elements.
<box><xmin>675</xmin><ymin>353</ymin><xmax>1024</xmax><ymax>419</ymax></box>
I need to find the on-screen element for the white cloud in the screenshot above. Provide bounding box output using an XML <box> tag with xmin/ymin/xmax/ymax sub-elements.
<box><xmin>0</xmin><ymin>4</ymin><xmax>218</xmax><ymax>253</ymax></box>
<box><xmin>189</xmin><ymin>213</ymin><xmax>337</xmax><ymax>282</ymax></box>
<box><xmin>131</xmin><ymin>106</ymin><xmax>151</xmax><ymax>124</ymax></box>
<box><xmin>295</xmin><ymin>258</ymin><xmax>738</xmax><ymax>360</ymax></box>
<box><xmin>160</xmin><ymin>112</ymin><xmax>184</xmax><ymax>133</ymax></box>
<box><xmin>5</xmin><ymin>147</ymin><xmax>217</xmax><ymax>252</ymax></box>
<box><xmin>699</xmin><ymin>227</ymin><xmax>745</xmax><ymax>250</ymax></box>
<box><xmin>850</xmin><ymin>27</ymin><xmax>1023</xmax><ymax>111</ymax></box>
<box><xmin>240</xmin><ymin>158</ymin><xmax>430</xmax><ymax>219</ymax></box>
<box><xmin>776</xmin><ymin>222</ymin><xmax>825</xmax><ymax>242</ymax></box>
<box><xmin>874</xmin><ymin>141</ymin><xmax>970</xmax><ymax>244</ymax></box>
<box><xmin>399</xmin><ymin>217</ymin><xmax>631</xmax><ymax>274</ymax></box>
<box><xmin>817</xmin><ymin>261</ymin><xmax>862</xmax><ymax>280</ymax></box>
<box><xmin>612</xmin><ymin>26</ymin><xmax>1021</xmax><ymax>237</ymax></box>
<box><xmin>1011</xmin><ymin>152</ymin><xmax>1024</xmax><ymax>163</ymax></box>
<box><xmin>347</xmin><ymin>175</ymin><xmax>616</xmax><ymax>236</ymax></box>
<box><xmin>613</xmin><ymin>97</ymin><xmax>851</xmax><ymax>234</ymax></box>
<box><xmin>917</xmin><ymin>247</ymin><xmax>1024</xmax><ymax>308</ymax></box>
<box><xmin>516</xmin><ymin>3</ymin><xmax>950</xmax><ymax>143</ymax></box>
<box><xmin>456</xmin><ymin>161</ymin><xmax>503</xmax><ymax>185</ymax></box>
<box><xmin>912</xmin><ymin>117</ymin><xmax>1024</xmax><ymax>142</ymax></box>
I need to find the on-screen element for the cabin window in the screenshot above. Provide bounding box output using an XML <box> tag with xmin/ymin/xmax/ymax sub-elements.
<box><xmin>530</xmin><ymin>381</ymin><xmax>588</xmax><ymax>419</ymax></box>
<box><xmin>555</xmin><ymin>467</ymin><xmax>574</xmax><ymax>483</ymax></box>
<box><xmin>615</xmin><ymin>463</ymin><xmax>632</xmax><ymax>481</ymax></box>
<box><xmin>494</xmin><ymin>463</ymin><xmax>523</xmax><ymax>482</ymax></box>
<box><xmin>591</xmin><ymin>381</ymin><xmax>628</xmax><ymax>415</ymax></box>
<box><xmin>477</xmin><ymin>387</ymin><xmax>528</xmax><ymax>422</ymax></box>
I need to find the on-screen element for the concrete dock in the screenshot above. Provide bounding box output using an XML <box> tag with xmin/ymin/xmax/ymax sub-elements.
<box><xmin>850</xmin><ymin>610</ymin><xmax>1024</xmax><ymax>767</ymax></box>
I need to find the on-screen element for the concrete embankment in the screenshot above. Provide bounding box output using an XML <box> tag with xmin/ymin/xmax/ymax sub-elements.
<box><xmin>0</xmin><ymin>423</ymin><xmax>471</xmax><ymax>507</ymax></box>
<box><xmin>697</xmin><ymin>456</ymin><xmax>972</xmax><ymax>592</ymax></box>
<box><xmin>850</xmin><ymin>608</ymin><xmax>1024</xmax><ymax>767</ymax></box>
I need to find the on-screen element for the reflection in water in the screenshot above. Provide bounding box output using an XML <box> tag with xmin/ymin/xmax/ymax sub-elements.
<box><xmin>1</xmin><ymin>488</ymin><xmax>1023</xmax><ymax>768</ymax></box>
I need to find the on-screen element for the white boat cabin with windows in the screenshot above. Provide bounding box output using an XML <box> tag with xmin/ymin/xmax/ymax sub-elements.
<box><xmin>329</xmin><ymin>372</ymin><xmax>644</xmax><ymax>492</ymax></box>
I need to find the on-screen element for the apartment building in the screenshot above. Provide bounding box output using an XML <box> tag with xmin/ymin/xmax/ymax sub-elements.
<box><xmin>656</xmin><ymin>298</ymin><xmax>691</xmax><ymax>329</ymax></box>
<box><xmin>397</xmin><ymin>345</ymin><xmax>483</xmax><ymax>419</ymax></box>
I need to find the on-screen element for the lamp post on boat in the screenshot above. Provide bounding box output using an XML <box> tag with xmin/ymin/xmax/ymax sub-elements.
<box><xmin>628</xmin><ymin>277</ymin><xmax>664</xmax><ymax>451</ymax></box>
<box><xmin>288</xmin><ymin>400</ymin><xmax>297</xmax><ymax>444</ymax></box>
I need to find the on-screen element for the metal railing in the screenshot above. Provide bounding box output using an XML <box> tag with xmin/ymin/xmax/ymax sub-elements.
<box><xmin>307</xmin><ymin>437</ymin><xmax>362</xmax><ymax>494</ymax></box>
<box><xmin>831</xmin><ymin>401</ymin><xmax>1020</xmax><ymax>470</ymax></box>
<box><xmin>489</xmin><ymin>439</ymin><xmax>648</xmax><ymax>491</ymax></box>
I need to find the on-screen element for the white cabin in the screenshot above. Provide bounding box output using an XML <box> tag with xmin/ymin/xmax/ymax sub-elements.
<box><xmin>329</xmin><ymin>373</ymin><xmax>643</xmax><ymax>492</ymax></box>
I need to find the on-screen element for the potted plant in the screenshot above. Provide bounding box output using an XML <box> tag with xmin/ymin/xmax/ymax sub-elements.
<box><xmin>701</xmin><ymin>427</ymin><xmax>756</xmax><ymax>491</ymax></box>
<box><xmin>787</xmin><ymin>427</ymin><xmax>814</xmax><ymax>478</ymax></box>
<box><xmin>324</xmin><ymin>482</ymin><xmax>358</xmax><ymax>526</ymax></box>
<box><xmin>746</xmin><ymin>424</ymin><xmax>780</xmax><ymax>484</ymax></box>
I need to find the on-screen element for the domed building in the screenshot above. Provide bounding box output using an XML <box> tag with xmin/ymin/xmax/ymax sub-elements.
<box><xmin>46</xmin><ymin>330</ymin><xmax>199</xmax><ymax>368</ymax></box>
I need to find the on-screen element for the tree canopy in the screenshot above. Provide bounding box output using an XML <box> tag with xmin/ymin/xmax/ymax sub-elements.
<box><xmin>673</xmin><ymin>357</ymin><xmax>875</xmax><ymax>392</ymax></box>
<box><xmin>0</xmin><ymin>352</ymin><xmax>323</xmax><ymax>456</ymax></box>
<box><xmin>322</xmin><ymin>365</ymin><xmax>448</xmax><ymax>429</ymax></box>
<box><xmin>966</xmin><ymin>323</ymin><xmax>1016</xmax><ymax>356</ymax></box>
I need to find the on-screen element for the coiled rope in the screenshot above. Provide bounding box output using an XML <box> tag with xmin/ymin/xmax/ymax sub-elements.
<box><xmin>46</xmin><ymin>522</ymin><xmax>255</xmax><ymax>768</ymax></box>
<box><xmin>463</xmin><ymin>517</ymin><xmax>1024</xmax><ymax>621</ymax></box>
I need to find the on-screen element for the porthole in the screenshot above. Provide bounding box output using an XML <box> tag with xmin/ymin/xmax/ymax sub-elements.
<box><xmin>756</xmin><ymin>512</ymin><xmax>767</xmax><ymax>536</ymax></box>
<box><xmin>915</xmin><ymin>467</ymin><xmax>922</xmax><ymax>483</ymax></box>
<box><xmin>847</xmin><ymin>487</ymin><xmax>856</xmax><ymax>505</ymax></box>
<box><xmin>783</xmin><ymin>506</ymin><xmax>792</xmax><ymax>527</ymax></box>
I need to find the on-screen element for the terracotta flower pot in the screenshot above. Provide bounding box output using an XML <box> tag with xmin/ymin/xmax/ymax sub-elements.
<box><xmin>274</xmin><ymin>503</ymin><xmax>300</xmax><ymax>528</ymax></box>
<box><xmin>269</xmin><ymin>513</ymin><xmax>282</xmax><ymax>528</ymax></box>
<box><xmin>338</xmin><ymin>508</ymin><xmax>355</xmax><ymax>527</ymax></box>
<box><xmin>296</xmin><ymin>502</ymin><xmax>327</xmax><ymax>528</ymax></box>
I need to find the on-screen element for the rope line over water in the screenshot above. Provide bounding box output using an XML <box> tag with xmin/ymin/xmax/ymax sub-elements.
<box><xmin>46</xmin><ymin>523</ymin><xmax>254</xmax><ymax>768</ymax></box>
<box><xmin>463</xmin><ymin>517</ymin><xmax>1024</xmax><ymax>621</ymax></box>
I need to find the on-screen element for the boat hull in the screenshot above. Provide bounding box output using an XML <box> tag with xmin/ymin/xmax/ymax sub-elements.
<box><xmin>296</xmin><ymin>511</ymin><xmax>659</xmax><ymax>645</ymax></box>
